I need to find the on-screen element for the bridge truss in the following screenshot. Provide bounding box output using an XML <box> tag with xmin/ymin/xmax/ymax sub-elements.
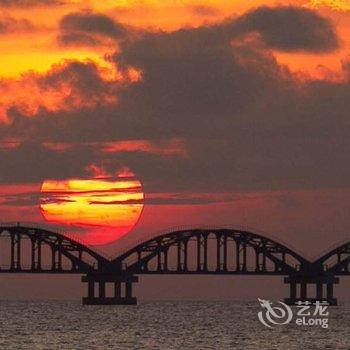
<box><xmin>0</xmin><ymin>225</ymin><xmax>348</xmax><ymax>305</ymax></box>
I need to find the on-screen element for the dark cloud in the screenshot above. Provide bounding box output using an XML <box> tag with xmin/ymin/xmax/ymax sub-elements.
<box><xmin>59</xmin><ymin>32</ymin><xmax>101</xmax><ymax>46</ymax></box>
<box><xmin>89</xmin><ymin>193</ymin><xmax>241</xmax><ymax>206</ymax></box>
<box><xmin>58</xmin><ymin>11</ymin><xmax>127</xmax><ymax>46</ymax></box>
<box><xmin>0</xmin><ymin>0</ymin><xmax>63</xmax><ymax>7</ymax></box>
<box><xmin>57</xmin><ymin>6</ymin><xmax>339</xmax><ymax>51</ymax></box>
<box><xmin>38</xmin><ymin>60</ymin><xmax>119</xmax><ymax>98</ymax></box>
<box><xmin>0</xmin><ymin>59</ymin><xmax>122</xmax><ymax>125</ymax></box>
<box><xmin>0</xmin><ymin>17</ymin><xmax>34</xmax><ymax>33</ymax></box>
<box><xmin>233</xmin><ymin>6</ymin><xmax>339</xmax><ymax>52</ymax></box>
<box><xmin>0</xmin><ymin>192</ymin><xmax>40</xmax><ymax>206</ymax></box>
<box><xmin>0</xmin><ymin>6</ymin><xmax>348</xmax><ymax>198</ymax></box>
<box><xmin>0</xmin><ymin>20</ymin><xmax>6</xmax><ymax>33</ymax></box>
<box><xmin>0</xmin><ymin>141</ymin><xmax>90</xmax><ymax>182</ymax></box>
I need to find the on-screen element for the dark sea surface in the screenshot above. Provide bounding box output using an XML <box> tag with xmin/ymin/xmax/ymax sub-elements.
<box><xmin>0</xmin><ymin>300</ymin><xmax>349</xmax><ymax>349</ymax></box>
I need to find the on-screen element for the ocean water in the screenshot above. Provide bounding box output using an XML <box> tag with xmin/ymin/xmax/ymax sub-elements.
<box><xmin>0</xmin><ymin>300</ymin><xmax>349</xmax><ymax>350</ymax></box>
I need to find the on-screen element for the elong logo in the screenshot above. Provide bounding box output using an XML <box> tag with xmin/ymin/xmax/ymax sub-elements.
<box><xmin>257</xmin><ymin>299</ymin><xmax>329</xmax><ymax>329</ymax></box>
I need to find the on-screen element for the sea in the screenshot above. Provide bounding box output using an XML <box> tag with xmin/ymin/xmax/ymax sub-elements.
<box><xmin>0</xmin><ymin>300</ymin><xmax>349</xmax><ymax>349</ymax></box>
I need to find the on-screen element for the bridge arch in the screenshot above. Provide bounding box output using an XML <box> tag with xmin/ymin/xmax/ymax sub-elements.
<box><xmin>312</xmin><ymin>242</ymin><xmax>350</xmax><ymax>275</ymax></box>
<box><xmin>0</xmin><ymin>225</ymin><xmax>345</xmax><ymax>306</ymax></box>
<box><xmin>112</xmin><ymin>228</ymin><xmax>310</xmax><ymax>275</ymax></box>
<box><xmin>0</xmin><ymin>225</ymin><xmax>109</xmax><ymax>273</ymax></box>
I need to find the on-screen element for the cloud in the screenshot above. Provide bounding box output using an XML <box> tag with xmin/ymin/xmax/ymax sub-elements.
<box><xmin>93</xmin><ymin>139</ymin><xmax>187</xmax><ymax>157</ymax></box>
<box><xmin>0</xmin><ymin>184</ymin><xmax>41</xmax><ymax>208</ymax></box>
<box><xmin>0</xmin><ymin>17</ymin><xmax>34</xmax><ymax>34</ymax></box>
<box><xmin>0</xmin><ymin>6</ymin><xmax>349</xmax><ymax>198</ymax></box>
<box><xmin>0</xmin><ymin>60</ymin><xmax>124</xmax><ymax>123</ymax></box>
<box><xmin>0</xmin><ymin>0</ymin><xmax>63</xmax><ymax>7</ymax></box>
<box><xmin>41</xmin><ymin>142</ymin><xmax>73</xmax><ymax>152</ymax></box>
<box><xmin>0</xmin><ymin>137</ymin><xmax>21</xmax><ymax>150</ymax></box>
<box><xmin>233</xmin><ymin>6</ymin><xmax>339</xmax><ymax>52</ymax></box>
<box><xmin>58</xmin><ymin>11</ymin><xmax>128</xmax><ymax>46</ymax></box>
<box><xmin>309</xmin><ymin>0</ymin><xmax>350</xmax><ymax>11</ymax></box>
<box><xmin>90</xmin><ymin>192</ymin><xmax>244</xmax><ymax>205</ymax></box>
<box><xmin>28</xmin><ymin>139</ymin><xmax>186</xmax><ymax>157</ymax></box>
<box><xmin>0</xmin><ymin>192</ymin><xmax>40</xmax><ymax>206</ymax></box>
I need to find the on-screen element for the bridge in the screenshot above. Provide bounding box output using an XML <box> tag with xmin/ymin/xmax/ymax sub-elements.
<box><xmin>0</xmin><ymin>225</ymin><xmax>348</xmax><ymax>305</ymax></box>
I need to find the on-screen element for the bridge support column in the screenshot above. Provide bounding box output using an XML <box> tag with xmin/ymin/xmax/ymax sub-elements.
<box><xmin>88</xmin><ymin>280</ymin><xmax>95</xmax><ymax>299</ymax></box>
<box><xmin>327</xmin><ymin>283</ymin><xmax>334</xmax><ymax>300</ymax></box>
<box><xmin>82</xmin><ymin>273</ymin><xmax>138</xmax><ymax>305</ymax></box>
<box><xmin>316</xmin><ymin>282</ymin><xmax>323</xmax><ymax>299</ymax></box>
<box><xmin>289</xmin><ymin>281</ymin><xmax>297</xmax><ymax>300</ymax></box>
<box><xmin>114</xmin><ymin>281</ymin><xmax>121</xmax><ymax>298</ymax></box>
<box><xmin>99</xmin><ymin>281</ymin><xmax>106</xmax><ymax>298</ymax></box>
<box><xmin>284</xmin><ymin>274</ymin><xmax>339</xmax><ymax>306</ymax></box>
<box><xmin>126</xmin><ymin>281</ymin><xmax>133</xmax><ymax>299</ymax></box>
<box><xmin>300</xmin><ymin>282</ymin><xmax>307</xmax><ymax>300</ymax></box>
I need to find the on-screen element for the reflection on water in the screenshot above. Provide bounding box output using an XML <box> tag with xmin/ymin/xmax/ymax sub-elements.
<box><xmin>0</xmin><ymin>300</ymin><xmax>349</xmax><ymax>349</ymax></box>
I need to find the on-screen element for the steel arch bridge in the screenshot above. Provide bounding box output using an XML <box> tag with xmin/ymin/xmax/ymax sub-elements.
<box><xmin>312</xmin><ymin>242</ymin><xmax>350</xmax><ymax>275</ymax></box>
<box><xmin>111</xmin><ymin>228</ymin><xmax>310</xmax><ymax>275</ymax></box>
<box><xmin>0</xmin><ymin>224</ymin><xmax>348</xmax><ymax>305</ymax></box>
<box><xmin>0</xmin><ymin>225</ymin><xmax>109</xmax><ymax>273</ymax></box>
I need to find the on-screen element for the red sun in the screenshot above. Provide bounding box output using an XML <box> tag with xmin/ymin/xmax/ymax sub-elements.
<box><xmin>39</xmin><ymin>169</ymin><xmax>144</xmax><ymax>245</ymax></box>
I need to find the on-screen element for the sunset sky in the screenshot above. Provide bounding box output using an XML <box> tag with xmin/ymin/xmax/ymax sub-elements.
<box><xmin>1</xmin><ymin>0</ymin><xmax>350</xmax><ymax>255</ymax></box>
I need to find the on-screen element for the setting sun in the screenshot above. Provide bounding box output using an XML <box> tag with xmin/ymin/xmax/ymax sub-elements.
<box><xmin>40</xmin><ymin>171</ymin><xmax>144</xmax><ymax>245</ymax></box>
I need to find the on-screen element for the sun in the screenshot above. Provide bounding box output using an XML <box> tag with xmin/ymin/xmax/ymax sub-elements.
<box><xmin>40</xmin><ymin>167</ymin><xmax>144</xmax><ymax>246</ymax></box>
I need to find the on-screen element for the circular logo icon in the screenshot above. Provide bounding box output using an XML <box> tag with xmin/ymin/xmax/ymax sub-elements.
<box><xmin>257</xmin><ymin>298</ymin><xmax>293</xmax><ymax>328</ymax></box>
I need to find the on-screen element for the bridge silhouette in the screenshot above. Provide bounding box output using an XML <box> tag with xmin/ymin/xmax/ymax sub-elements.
<box><xmin>0</xmin><ymin>224</ymin><xmax>348</xmax><ymax>305</ymax></box>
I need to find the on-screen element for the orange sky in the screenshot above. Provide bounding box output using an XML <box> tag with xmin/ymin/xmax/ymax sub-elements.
<box><xmin>1</xmin><ymin>0</ymin><xmax>350</xmax><ymax>246</ymax></box>
<box><xmin>0</xmin><ymin>0</ymin><xmax>349</xmax><ymax>125</ymax></box>
<box><xmin>0</xmin><ymin>0</ymin><xmax>349</xmax><ymax>78</ymax></box>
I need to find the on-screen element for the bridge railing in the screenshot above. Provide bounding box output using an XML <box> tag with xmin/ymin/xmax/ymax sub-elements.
<box><xmin>120</xmin><ymin>262</ymin><xmax>302</xmax><ymax>273</ymax></box>
<box><xmin>0</xmin><ymin>262</ymin><xmax>98</xmax><ymax>270</ymax></box>
<box><xmin>0</xmin><ymin>264</ymin><xmax>74</xmax><ymax>270</ymax></box>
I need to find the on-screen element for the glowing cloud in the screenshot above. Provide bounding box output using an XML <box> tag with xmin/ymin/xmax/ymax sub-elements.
<box><xmin>0</xmin><ymin>59</ymin><xmax>123</xmax><ymax>123</ymax></box>
<box><xmin>309</xmin><ymin>0</ymin><xmax>350</xmax><ymax>11</ymax></box>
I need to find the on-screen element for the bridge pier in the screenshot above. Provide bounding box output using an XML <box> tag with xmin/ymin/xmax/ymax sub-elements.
<box><xmin>82</xmin><ymin>273</ymin><xmax>138</xmax><ymax>305</ymax></box>
<box><xmin>284</xmin><ymin>274</ymin><xmax>339</xmax><ymax>306</ymax></box>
